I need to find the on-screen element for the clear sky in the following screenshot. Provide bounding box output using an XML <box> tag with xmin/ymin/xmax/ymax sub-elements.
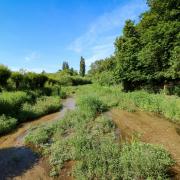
<box><xmin>0</xmin><ymin>0</ymin><xmax>148</xmax><ymax>73</ymax></box>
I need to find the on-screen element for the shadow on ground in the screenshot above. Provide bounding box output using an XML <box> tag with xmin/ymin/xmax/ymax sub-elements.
<box><xmin>0</xmin><ymin>146</ymin><xmax>39</xmax><ymax>180</ymax></box>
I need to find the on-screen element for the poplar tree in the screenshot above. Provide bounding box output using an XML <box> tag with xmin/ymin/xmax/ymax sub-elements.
<box><xmin>79</xmin><ymin>56</ymin><xmax>86</xmax><ymax>77</ymax></box>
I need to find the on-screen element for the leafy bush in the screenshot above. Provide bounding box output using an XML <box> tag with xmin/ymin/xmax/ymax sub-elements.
<box><xmin>119</xmin><ymin>141</ymin><xmax>174</xmax><ymax>179</ymax></box>
<box><xmin>0</xmin><ymin>114</ymin><xmax>17</xmax><ymax>134</ymax></box>
<box><xmin>173</xmin><ymin>85</ymin><xmax>180</xmax><ymax>97</ymax></box>
<box><xmin>76</xmin><ymin>85</ymin><xmax>180</xmax><ymax>123</ymax></box>
<box><xmin>0</xmin><ymin>64</ymin><xmax>11</xmax><ymax>87</ymax></box>
<box><xmin>19</xmin><ymin>96</ymin><xmax>62</xmax><ymax>121</ymax></box>
<box><xmin>71</xmin><ymin>76</ymin><xmax>91</xmax><ymax>86</ymax></box>
<box><xmin>93</xmin><ymin>71</ymin><xmax>117</xmax><ymax>86</ymax></box>
<box><xmin>25</xmin><ymin>125</ymin><xmax>54</xmax><ymax>145</ymax></box>
<box><xmin>0</xmin><ymin>91</ymin><xmax>30</xmax><ymax>117</ymax></box>
<box><xmin>77</xmin><ymin>95</ymin><xmax>107</xmax><ymax>117</ymax></box>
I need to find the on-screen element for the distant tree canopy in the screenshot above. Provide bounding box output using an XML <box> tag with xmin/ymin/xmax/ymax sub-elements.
<box><xmin>24</xmin><ymin>72</ymin><xmax>48</xmax><ymax>89</ymax></box>
<box><xmin>0</xmin><ymin>65</ymin><xmax>11</xmax><ymax>86</ymax></box>
<box><xmin>79</xmin><ymin>56</ymin><xmax>86</xmax><ymax>77</ymax></box>
<box><xmin>89</xmin><ymin>0</ymin><xmax>180</xmax><ymax>91</ymax></box>
<box><xmin>11</xmin><ymin>72</ymin><xmax>24</xmax><ymax>89</ymax></box>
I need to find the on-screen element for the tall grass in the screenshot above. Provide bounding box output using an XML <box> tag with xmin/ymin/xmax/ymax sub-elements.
<box><xmin>76</xmin><ymin>85</ymin><xmax>180</xmax><ymax>123</ymax></box>
<box><xmin>25</xmin><ymin>95</ymin><xmax>174</xmax><ymax>179</ymax></box>
<box><xmin>19</xmin><ymin>96</ymin><xmax>62</xmax><ymax>121</ymax></box>
<box><xmin>0</xmin><ymin>114</ymin><xmax>17</xmax><ymax>135</ymax></box>
<box><xmin>0</xmin><ymin>91</ymin><xmax>62</xmax><ymax>135</ymax></box>
<box><xmin>0</xmin><ymin>91</ymin><xmax>30</xmax><ymax>117</ymax></box>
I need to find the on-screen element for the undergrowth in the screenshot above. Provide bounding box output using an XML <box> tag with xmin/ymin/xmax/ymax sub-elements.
<box><xmin>25</xmin><ymin>95</ymin><xmax>174</xmax><ymax>179</ymax></box>
<box><xmin>0</xmin><ymin>91</ymin><xmax>62</xmax><ymax>135</ymax></box>
<box><xmin>0</xmin><ymin>114</ymin><xmax>17</xmax><ymax>134</ymax></box>
<box><xmin>76</xmin><ymin>85</ymin><xmax>180</xmax><ymax>123</ymax></box>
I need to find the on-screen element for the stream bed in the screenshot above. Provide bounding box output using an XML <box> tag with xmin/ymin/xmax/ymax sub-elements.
<box><xmin>0</xmin><ymin>97</ymin><xmax>75</xmax><ymax>180</ymax></box>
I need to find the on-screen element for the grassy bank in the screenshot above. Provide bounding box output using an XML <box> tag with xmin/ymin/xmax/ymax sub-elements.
<box><xmin>0</xmin><ymin>91</ymin><xmax>62</xmax><ymax>135</ymax></box>
<box><xmin>25</xmin><ymin>95</ymin><xmax>174</xmax><ymax>179</ymax></box>
<box><xmin>75</xmin><ymin>85</ymin><xmax>180</xmax><ymax>123</ymax></box>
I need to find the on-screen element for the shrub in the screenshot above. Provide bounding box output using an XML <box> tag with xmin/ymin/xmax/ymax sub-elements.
<box><xmin>0</xmin><ymin>91</ymin><xmax>30</xmax><ymax>117</ymax></box>
<box><xmin>77</xmin><ymin>95</ymin><xmax>107</xmax><ymax>117</ymax></box>
<box><xmin>25</xmin><ymin>125</ymin><xmax>54</xmax><ymax>145</ymax></box>
<box><xmin>0</xmin><ymin>114</ymin><xmax>17</xmax><ymax>134</ymax></box>
<box><xmin>19</xmin><ymin>96</ymin><xmax>62</xmax><ymax>121</ymax></box>
<box><xmin>11</xmin><ymin>72</ymin><xmax>24</xmax><ymax>89</ymax></box>
<box><xmin>119</xmin><ymin>141</ymin><xmax>174</xmax><ymax>179</ymax></box>
<box><xmin>93</xmin><ymin>71</ymin><xmax>117</xmax><ymax>86</ymax></box>
<box><xmin>76</xmin><ymin>85</ymin><xmax>180</xmax><ymax>123</ymax></box>
<box><xmin>71</xmin><ymin>76</ymin><xmax>91</xmax><ymax>86</ymax></box>
<box><xmin>0</xmin><ymin>64</ymin><xmax>11</xmax><ymax>87</ymax></box>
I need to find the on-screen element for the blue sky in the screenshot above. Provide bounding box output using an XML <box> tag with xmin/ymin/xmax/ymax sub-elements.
<box><xmin>0</xmin><ymin>0</ymin><xmax>148</xmax><ymax>73</ymax></box>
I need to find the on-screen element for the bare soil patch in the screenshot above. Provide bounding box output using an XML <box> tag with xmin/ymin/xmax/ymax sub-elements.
<box><xmin>106</xmin><ymin>109</ymin><xmax>180</xmax><ymax>178</ymax></box>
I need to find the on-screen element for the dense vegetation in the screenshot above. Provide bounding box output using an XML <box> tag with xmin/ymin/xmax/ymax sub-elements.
<box><xmin>89</xmin><ymin>0</ymin><xmax>180</xmax><ymax>93</ymax></box>
<box><xmin>25</xmin><ymin>94</ymin><xmax>174</xmax><ymax>179</ymax></box>
<box><xmin>76</xmin><ymin>85</ymin><xmax>180</xmax><ymax>123</ymax></box>
<box><xmin>0</xmin><ymin>91</ymin><xmax>62</xmax><ymax>135</ymax></box>
<box><xmin>0</xmin><ymin>0</ymin><xmax>179</xmax><ymax>179</ymax></box>
<box><xmin>0</xmin><ymin>57</ymin><xmax>91</xmax><ymax>135</ymax></box>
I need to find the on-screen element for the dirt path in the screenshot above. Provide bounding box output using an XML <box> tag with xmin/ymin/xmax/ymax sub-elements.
<box><xmin>106</xmin><ymin>109</ymin><xmax>180</xmax><ymax>178</ymax></box>
<box><xmin>0</xmin><ymin>97</ymin><xmax>75</xmax><ymax>180</ymax></box>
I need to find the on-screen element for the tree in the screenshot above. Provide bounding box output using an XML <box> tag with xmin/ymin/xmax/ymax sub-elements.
<box><xmin>0</xmin><ymin>65</ymin><xmax>11</xmax><ymax>87</ymax></box>
<box><xmin>115</xmin><ymin>20</ymin><xmax>142</xmax><ymax>91</ymax></box>
<box><xmin>79</xmin><ymin>56</ymin><xmax>85</xmax><ymax>77</ymax></box>
<box><xmin>113</xmin><ymin>0</ymin><xmax>180</xmax><ymax>91</ymax></box>
<box><xmin>11</xmin><ymin>72</ymin><xmax>24</xmax><ymax>89</ymax></box>
<box><xmin>62</xmin><ymin>61</ymin><xmax>69</xmax><ymax>70</ymax></box>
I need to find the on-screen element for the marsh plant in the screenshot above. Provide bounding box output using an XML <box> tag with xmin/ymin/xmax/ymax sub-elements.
<box><xmin>25</xmin><ymin>95</ymin><xmax>174</xmax><ymax>179</ymax></box>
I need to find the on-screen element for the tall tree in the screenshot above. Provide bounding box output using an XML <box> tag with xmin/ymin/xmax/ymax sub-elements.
<box><xmin>62</xmin><ymin>61</ymin><xmax>69</xmax><ymax>70</ymax></box>
<box><xmin>79</xmin><ymin>56</ymin><xmax>85</xmax><ymax>77</ymax></box>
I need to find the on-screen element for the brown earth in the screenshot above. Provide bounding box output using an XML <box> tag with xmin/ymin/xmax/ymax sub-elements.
<box><xmin>0</xmin><ymin>98</ymin><xmax>75</xmax><ymax>180</ymax></box>
<box><xmin>106</xmin><ymin>109</ymin><xmax>180</xmax><ymax>179</ymax></box>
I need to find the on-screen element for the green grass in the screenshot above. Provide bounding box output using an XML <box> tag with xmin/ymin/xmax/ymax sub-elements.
<box><xmin>25</xmin><ymin>95</ymin><xmax>174</xmax><ymax>179</ymax></box>
<box><xmin>19</xmin><ymin>96</ymin><xmax>62</xmax><ymax>122</ymax></box>
<box><xmin>0</xmin><ymin>91</ymin><xmax>30</xmax><ymax>117</ymax></box>
<box><xmin>0</xmin><ymin>91</ymin><xmax>62</xmax><ymax>135</ymax></box>
<box><xmin>76</xmin><ymin>85</ymin><xmax>180</xmax><ymax>123</ymax></box>
<box><xmin>0</xmin><ymin>114</ymin><xmax>17</xmax><ymax>135</ymax></box>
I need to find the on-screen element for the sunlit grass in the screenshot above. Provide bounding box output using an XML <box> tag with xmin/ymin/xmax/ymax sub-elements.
<box><xmin>25</xmin><ymin>94</ymin><xmax>174</xmax><ymax>179</ymax></box>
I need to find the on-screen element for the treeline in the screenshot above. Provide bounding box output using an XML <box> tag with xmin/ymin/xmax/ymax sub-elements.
<box><xmin>0</xmin><ymin>57</ymin><xmax>90</xmax><ymax>92</ymax></box>
<box><xmin>89</xmin><ymin>0</ymin><xmax>180</xmax><ymax>93</ymax></box>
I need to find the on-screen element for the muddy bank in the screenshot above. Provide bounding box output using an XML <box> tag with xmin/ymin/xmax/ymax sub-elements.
<box><xmin>106</xmin><ymin>109</ymin><xmax>180</xmax><ymax>178</ymax></box>
<box><xmin>0</xmin><ymin>97</ymin><xmax>75</xmax><ymax>180</ymax></box>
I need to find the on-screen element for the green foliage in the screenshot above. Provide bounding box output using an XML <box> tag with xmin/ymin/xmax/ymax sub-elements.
<box><xmin>118</xmin><ymin>141</ymin><xmax>174</xmax><ymax>179</ymax></box>
<box><xmin>48</xmin><ymin>71</ymin><xmax>91</xmax><ymax>86</ymax></box>
<box><xmin>24</xmin><ymin>72</ymin><xmax>48</xmax><ymax>89</ymax></box>
<box><xmin>0</xmin><ymin>91</ymin><xmax>30</xmax><ymax>117</ymax></box>
<box><xmin>76</xmin><ymin>85</ymin><xmax>180</xmax><ymax>123</ymax></box>
<box><xmin>0</xmin><ymin>114</ymin><xmax>17</xmax><ymax>135</ymax></box>
<box><xmin>71</xmin><ymin>76</ymin><xmax>91</xmax><ymax>86</ymax></box>
<box><xmin>62</xmin><ymin>61</ymin><xmax>69</xmax><ymax>70</ymax></box>
<box><xmin>0</xmin><ymin>91</ymin><xmax>62</xmax><ymax>134</ymax></box>
<box><xmin>11</xmin><ymin>72</ymin><xmax>24</xmax><ymax>89</ymax></box>
<box><xmin>77</xmin><ymin>95</ymin><xmax>107</xmax><ymax>116</ymax></box>
<box><xmin>79</xmin><ymin>56</ymin><xmax>85</xmax><ymax>77</ymax></box>
<box><xmin>0</xmin><ymin>64</ymin><xmax>11</xmax><ymax>87</ymax></box>
<box><xmin>93</xmin><ymin>71</ymin><xmax>117</xmax><ymax>86</ymax></box>
<box><xmin>26</xmin><ymin>93</ymin><xmax>174</xmax><ymax>179</ymax></box>
<box><xmin>88</xmin><ymin>1</ymin><xmax>180</xmax><ymax>92</ymax></box>
<box><xmin>19</xmin><ymin>96</ymin><xmax>62</xmax><ymax>121</ymax></box>
<box><xmin>25</xmin><ymin>125</ymin><xmax>54</xmax><ymax>145</ymax></box>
